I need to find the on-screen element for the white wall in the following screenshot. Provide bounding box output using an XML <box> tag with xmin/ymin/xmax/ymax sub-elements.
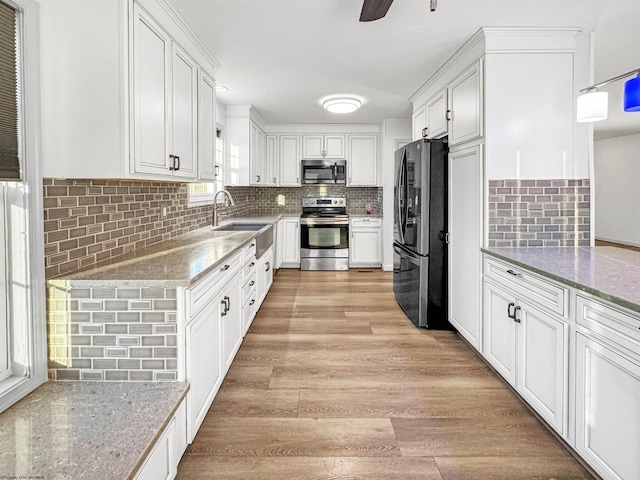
<box><xmin>594</xmin><ymin>133</ymin><xmax>640</xmax><ymax>246</ymax></box>
<box><xmin>381</xmin><ymin>119</ymin><xmax>411</xmax><ymax>271</ymax></box>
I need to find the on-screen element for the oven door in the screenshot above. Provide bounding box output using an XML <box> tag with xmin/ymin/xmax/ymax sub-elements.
<box><xmin>300</xmin><ymin>218</ymin><xmax>349</xmax><ymax>254</ymax></box>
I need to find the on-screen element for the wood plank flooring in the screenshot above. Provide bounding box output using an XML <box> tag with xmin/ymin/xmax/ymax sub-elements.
<box><xmin>177</xmin><ymin>269</ymin><xmax>594</xmax><ymax>480</ymax></box>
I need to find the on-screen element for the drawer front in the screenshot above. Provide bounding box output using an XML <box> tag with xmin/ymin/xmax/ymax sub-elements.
<box><xmin>576</xmin><ymin>294</ymin><xmax>640</xmax><ymax>355</ymax></box>
<box><xmin>243</xmin><ymin>241</ymin><xmax>256</xmax><ymax>265</ymax></box>
<box><xmin>351</xmin><ymin>217</ymin><xmax>382</xmax><ymax>228</ymax></box>
<box><xmin>243</xmin><ymin>259</ymin><xmax>257</xmax><ymax>284</ymax></box>
<box><xmin>187</xmin><ymin>252</ymin><xmax>241</xmax><ymax>319</ymax></box>
<box><xmin>243</xmin><ymin>274</ymin><xmax>256</xmax><ymax>302</ymax></box>
<box><xmin>484</xmin><ymin>256</ymin><xmax>568</xmax><ymax>317</ymax></box>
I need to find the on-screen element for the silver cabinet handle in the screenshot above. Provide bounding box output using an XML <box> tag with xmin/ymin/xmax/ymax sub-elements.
<box><xmin>220</xmin><ymin>264</ymin><xmax>230</xmax><ymax>272</ymax></box>
<box><xmin>265</xmin><ymin>262</ymin><xmax>270</xmax><ymax>272</ymax></box>
<box><xmin>249</xmin><ymin>262</ymin><xmax>255</xmax><ymax>267</ymax></box>
<box><xmin>175</xmin><ymin>156</ymin><xmax>180</xmax><ymax>171</ymax></box>
<box><xmin>249</xmin><ymin>280</ymin><xmax>255</xmax><ymax>286</ymax></box>
<box><xmin>256</xmin><ymin>175</ymin><xmax>261</xmax><ymax>182</ymax></box>
<box><xmin>507</xmin><ymin>302</ymin><xmax>515</xmax><ymax>319</ymax></box>
<box><xmin>249</xmin><ymin>299</ymin><xmax>255</xmax><ymax>306</ymax></box>
<box><xmin>506</xmin><ymin>269</ymin><xmax>523</xmax><ymax>278</ymax></box>
<box><xmin>169</xmin><ymin>155</ymin><xmax>176</xmax><ymax>171</ymax></box>
<box><xmin>215</xmin><ymin>165</ymin><xmax>220</xmax><ymax>177</ymax></box>
<box><xmin>220</xmin><ymin>298</ymin><xmax>227</xmax><ymax>316</ymax></box>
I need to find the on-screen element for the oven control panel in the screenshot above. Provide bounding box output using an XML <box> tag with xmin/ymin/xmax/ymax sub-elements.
<box><xmin>302</xmin><ymin>197</ymin><xmax>346</xmax><ymax>208</ymax></box>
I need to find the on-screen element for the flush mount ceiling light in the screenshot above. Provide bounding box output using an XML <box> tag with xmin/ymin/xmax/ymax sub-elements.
<box><xmin>215</xmin><ymin>85</ymin><xmax>229</xmax><ymax>93</ymax></box>
<box><xmin>577</xmin><ymin>67</ymin><xmax>640</xmax><ymax>122</ymax></box>
<box><xmin>322</xmin><ymin>97</ymin><xmax>362</xmax><ymax>114</ymax></box>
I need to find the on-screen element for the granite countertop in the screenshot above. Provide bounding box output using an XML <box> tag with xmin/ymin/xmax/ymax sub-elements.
<box><xmin>484</xmin><ymin>246</ymin><xmax>640</xmax><ymax>314</ymax></box>
<box><xmin>49</xmin><ymin>216</ymin><xmax>286</xmax><ymax>287</ymax></box>
<box><xmin>0</xmin><ymin>381</ymin><xmax>189</xmax><ymax>480</ymax></box>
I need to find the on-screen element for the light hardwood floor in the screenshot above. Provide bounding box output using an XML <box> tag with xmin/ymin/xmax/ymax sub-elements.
<box><xmin>177</xmin><ymin>269</ymin><xmax>594</xmax><ymax>480</ymax></box>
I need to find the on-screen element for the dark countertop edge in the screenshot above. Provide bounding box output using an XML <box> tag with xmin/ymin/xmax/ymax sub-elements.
<box><xmin>482</xmin><ymin>247</ymin><xmax>640</xmax><ymax>315</ymax></box>
<box><xmin>127</xmin><ymin>383</ymin><xmax>190</xmax><ymax>480</ymax></box>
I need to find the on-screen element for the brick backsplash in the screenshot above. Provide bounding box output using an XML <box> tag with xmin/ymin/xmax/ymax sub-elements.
<box><xmin>43</xmin><ymin>179</ymin><xmax>382</xmax><ymax>278</ymax></box>
<box><xmin>48</xmin><ymin>283</ymin><xmax>178</xmax><ymax>381</ymax></box>
<box><xmin>230</xmin><ymin>185</ymin><xmax>383</xmax><ymax>216</ymax></box>
<box><xmin>488</xmin><ymin>179</ymin><xmax>590</xmax><ymax>247</ymax></box>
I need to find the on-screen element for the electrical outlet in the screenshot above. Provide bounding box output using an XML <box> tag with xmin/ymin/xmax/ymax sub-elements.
<box><xmin>162</xmin><ymin>206</ymin><xmax>167</xmax><ymax>217</ymax></box>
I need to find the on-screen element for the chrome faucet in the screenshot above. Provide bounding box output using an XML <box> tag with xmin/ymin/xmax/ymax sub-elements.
<box><xmin>212</xmin><ymin>189</ymin><xmax>235</xmax><ymax>227</ymax></box>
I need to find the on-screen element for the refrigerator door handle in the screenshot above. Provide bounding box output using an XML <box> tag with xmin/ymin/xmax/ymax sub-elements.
<box><xmin>395</xmin><ymin>153</ymin><xmax>405</xmax><ymax>245</ymax></box>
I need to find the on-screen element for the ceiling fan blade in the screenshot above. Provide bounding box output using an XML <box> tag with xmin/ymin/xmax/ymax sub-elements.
<box><xmin>359</xmin><ymin>0</ymin><xmax>394</xmax><ymax>22</ymax></box>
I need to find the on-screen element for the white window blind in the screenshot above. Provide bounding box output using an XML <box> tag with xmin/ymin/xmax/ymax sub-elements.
<box><xmin>0</xmin><ymin>1</ymin><xmax>20</xmax><ymax>180</ymax></box>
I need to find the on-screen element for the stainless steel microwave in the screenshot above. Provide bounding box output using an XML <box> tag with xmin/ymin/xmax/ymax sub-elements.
<box><xmin>301</xmin><ymin>159</ymin><xmax>346</xmax><ymax>185</ymax></box>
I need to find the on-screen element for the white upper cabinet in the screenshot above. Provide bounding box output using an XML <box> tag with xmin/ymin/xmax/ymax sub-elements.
<box><xmin>225</xmin><ymin>105</ymin><xmax>267</xmax><ymax>186</ymax></box>
<box><xmin>40</xmin><ymin>0</ymin><xmax>219</xmax><ymax>181</ymax></box>
<box><xmin>425</xmin><ymin>89</ymin><xmax>448</xmax><ymax>139</ymax></box>
<box><xmin>131</xmin><ymin>6</ymin><xmax>171</xmax><ymax>176</ymax></box>
<box><xmin>302</xmin><ymin>135</ymin><xmax>345</xmax><ymax>159</ymax></box>
<box><xmin>447</xmin><ymin>61</ymin><xmax>482</xmax><ymax>146</ymax></box>
<box><xmin>412</xmin><ymin>105</ymin><xmax>426</xmax><ymax>141</ymax></box>
<box><xmin>265</xmin><ymin>135</ymin><xmax>278</xmax><ymax>186</ymax></box>
<box><xmin>347</xmin><ymin>135</ymin><xmax>378</xmax><ymax>186</ymax></box>
<box><xmin>198</xmin><ymin>72</ymin><xmax>217</xmax><ymax>180</ymax></box>
<box><xmin>279</xmin><ymin>135</ymin><xmax>301</xmax><ymax>186</ymax></box>
<box><xmin>412</xmin><ymin>91</ymin><xmax>448</xmax><ymax>141</ymax></box>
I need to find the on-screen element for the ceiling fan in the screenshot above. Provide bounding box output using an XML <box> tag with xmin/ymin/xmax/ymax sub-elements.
<box><xmin>359</xmin><ymin>0</ymin><xmax>438</xmax><ymax>22</ymax></box>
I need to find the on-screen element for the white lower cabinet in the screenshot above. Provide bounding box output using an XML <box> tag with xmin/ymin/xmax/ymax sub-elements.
<box><xmin>349</xmin><ymin>217</ymin><xmax>382</xmax><ymax>267</ymax></box>
<box><xmin>278</xmin><ymin>218</ymin><xmax>300</xmax><ymax>267</ymax></box>
<box><xmin>448</xmin><ymin>144</ymin><xmax>483</xmax><ymax>350</ymax></box>
<box><xmin>574</xmin><ymin>295</ymin><xmax>640</xmax><ymax>480</ymax></box>
<box><xmin>483</xmin><ymin>269</ymin><xmax>569</xmax><ymax>437</ymax></box>
<box><xmin>256</xmin><ymin>248</ymin><xmax>274</xmax><ymax>308</ymax></box>
<box><xmin>134</xmin><ymin>401</ymin><xmax>187</xmax><ymax>480</ymax></box>
<box><xmin>220</xmin><ymin>273</ymin><xmax>243</xmax><ymax>375</ymax></box>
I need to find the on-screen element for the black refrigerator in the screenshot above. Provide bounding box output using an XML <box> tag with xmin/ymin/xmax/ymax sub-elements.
<box><xmin>393</xmin><ymin>137</ymin><xmax>450</xmax><ymax>328</ymax></box>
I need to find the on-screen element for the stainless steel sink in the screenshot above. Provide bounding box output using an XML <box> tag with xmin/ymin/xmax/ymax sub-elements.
<box><xmin>215</xmin><ymin>223</ymin><xmax>268</xmax><ymax>232</ymax></box>
<box><xmin>213</xmin><ymin>222</ymin><xmax>273</xmax><ymax>258</ymax></box>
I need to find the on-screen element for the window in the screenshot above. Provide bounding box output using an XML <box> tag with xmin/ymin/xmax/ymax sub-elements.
<box><xmin>188</xmin><ymin>126</ymin><xmax>225</xmax><ymax>206</ymax></box>
<box><xmin>0</xmin><ymin>0</ymin><xmax>46</xmax><ymax>414</ymax></box>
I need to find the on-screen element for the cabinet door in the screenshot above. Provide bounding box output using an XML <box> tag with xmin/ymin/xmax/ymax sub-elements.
<box><xmin>575</xmin><ymin>334</ymin><xmax>640</xmax><ymax>480</ymax></box>
<box><xmin>279</xmin><ymin>135</ymin><xmax>301</xmax><ymax>186</ymax></box>
<box><xmin>448</xmin><ymin>60</ymin><xmax>483</xmax><ymax>146</ymax></box>
<box><xmin>171</xmin><ymin>45</ymin><xmax>198</xmax><ymax>178</ymax></box>
<box><xmin>185</xmin><ymin>297</ymin><xmax>222</xmax><ymax>440</ymax></box>
<box><xmin>425</xmin><ymin>90</ymin><xmax>448</xmax><ymax>138</ymax></box>
<box><xmin>249</xmin><ymin>122</ymin><xmax>263</xmax><ymax>184</ymax></box>
<box><xmin>302</xmin><ymin>135</ymin><xmax>324</xmax><ymax>158</ymax></box>
<box><xmin>448</xmin><ymin>144</ymin><xmax>483</xmax><ymax>350</ymax></box>
<box><xmin>256</xmin><ymin>249</ymin><xmax>274</xmax><ymax>307</ymax></box>
<box><xmin>134</xmin><ymin>416</ymin><xmax>176</xmax><ymax>480</ymax></box>
<box><xmin>220</xmin><ymin>273</ymin><xmax>242</xmax><ymax>375</ymax></box>
<box><xmin>483</xmin><ymin>281</ymin><xmax>517</xmax><ymax>386</ymax></box>
<box><xmin>132</xmin><ymin>5</ymin><xmax>171</xmax><ymax>175</ymax></box>
<box><xmin>265</xmin><ymin>134</ymin><xmax>278</xmax><ymax>185</ymax></box>
<box><xmin>324</xmin><ymin>135</ymin><xmax>345</xmax><ymax>158</ymax></box>
<box><xmin>349</xmin><ymin>228</ymin><xmax>382</xmax><ymax>266</ymax></box>
<box><xmin>348</xmin><ymin>135</ymin><xmax>377</xmax><ymax>186</ymax></box>
<box><xmin>198</xmin><ymin>71</ymin><xmax>217</xmax><ymax>180</ymax></box>
<box><xmin>412</xmin><ymin>105</ymin><xmax>426</xmax><ymax>141</ymax></box>
<box><xmin>517</xmin><ymin>301</ymin><xmax>568</xmax><ymax>436</ymax></box>
<box><xmin>280</xmin><ymin>218</ymin><xmax>300</xmax><ymax>266</ymax></box>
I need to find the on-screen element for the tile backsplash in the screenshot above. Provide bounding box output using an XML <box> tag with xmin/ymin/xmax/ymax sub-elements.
<box><xmin>488</xmin><ymin>179</ymin><xmax>590</xmax><ymax>247</ymax></box>
<box><xmin>43</xmin><ymin>179</ymin><xmax>383</xmax><ymax>278</ymax></box>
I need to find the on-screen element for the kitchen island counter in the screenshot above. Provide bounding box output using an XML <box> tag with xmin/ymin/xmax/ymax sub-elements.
<box><xmin>484</xmin><ymin>246</ymin><xmax>640</xmax><ymax>314</ymax></box>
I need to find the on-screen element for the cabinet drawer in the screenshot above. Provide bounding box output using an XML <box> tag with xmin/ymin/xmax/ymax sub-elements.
<box><xmin>187</xmin><ymin>252</ymin><xmax>241</xmax><ymax>318</ymax></box>
<box><xmin>243</xmin><ymin>261</ymin><xmax>257</xmax><ymax>285</ymax></box>
<box><xmin>484</xmin><ymin>256</ymin><xmax>568</xmax><ymax>317</ymax></box>
<box><xmin>242</xmin><ymin>241</ymin><xmax>256</xmax><ymax>265</ymax></box>
<box><xmin>351</xmin><ymin>217</ymin><xmax>382</xmax><ymax>228</ymax></box>
<box><xmin>243</xmin><ymin>272</ymin><xmax>256</xmax><ymax>298</ymax></box>
<box><xmin>576</xmin><ymin>295</ymin><xmax>640</xmax><ymax>355</ymax></box>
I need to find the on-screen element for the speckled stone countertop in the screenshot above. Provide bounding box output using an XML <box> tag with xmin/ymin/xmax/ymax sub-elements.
<box><xmin>50</xmin><ymin>216</ymin><xmax>285</xmax><ymax>287</ymax></box>
<box><xmin>484</xmin><ymin>246</ymin><xmax>640</xmax><ymax>314</ymax></box>
<box><xmin>0</xmin><ymin>381</ymin><xmax>188</xmax><ymax>480</ymax></box>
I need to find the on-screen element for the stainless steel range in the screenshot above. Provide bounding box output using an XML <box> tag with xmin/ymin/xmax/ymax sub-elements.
<box><xmin>300</xmin><ymin>197</ymin><xmax>349</xmax><ymax>271</ymax></box>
